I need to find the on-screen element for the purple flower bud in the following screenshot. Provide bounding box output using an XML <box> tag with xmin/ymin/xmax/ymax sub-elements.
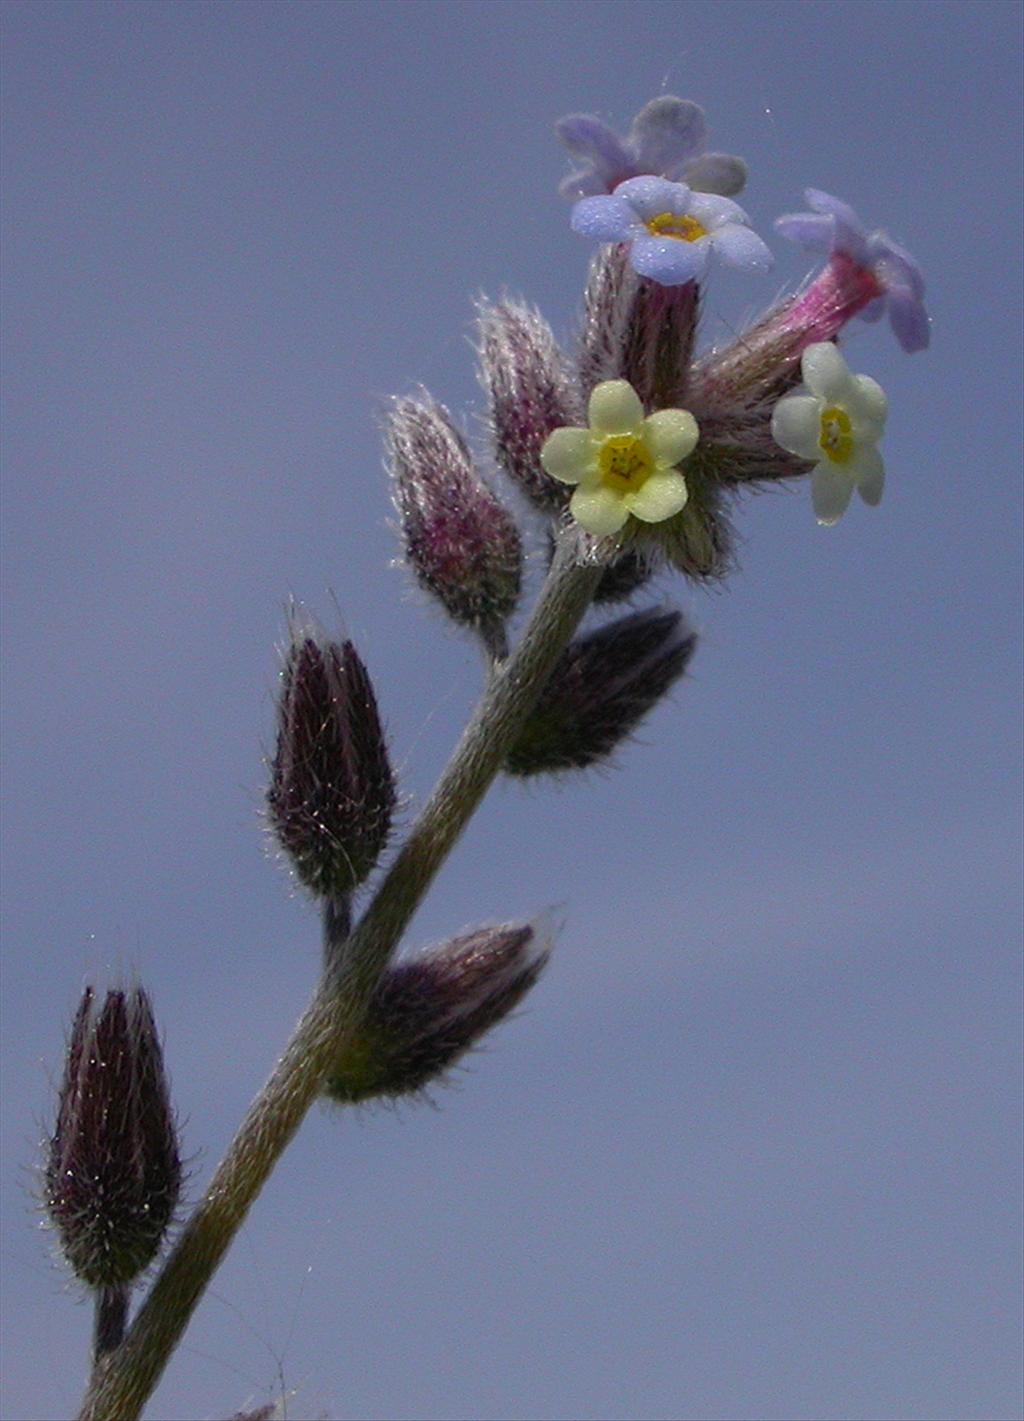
<box><xmin>385</xmin><ymin>393</ymin><xmax>523</xmax><ymax>637</ymax></box>
<box><xmin>476</xmin><ymin>299</ymin><xmax>582</xmax><ymax>512</ymax></box>
<box><xmin>324</xmin><ymin>923</ymin><xmax>549</xmax><ymax>1103</ymax></box>
<box><xmin>506</xmin><ymin>608</ymin><xmax>696</xmax><ymax>775</ymax></box>
<box><xmin>578</xmin><ymin>243</ymin><xmax>699</xmax><ymax>412</ymax></box>
<box><xmin>267</xmin><ymin>625</ymin><xmax>396</xmax><ymax>899</ymax></box>
<box><xmin>45</xmin><ymin>987</ymin><xmax>181</xmax><ymax>1289</ymax></box>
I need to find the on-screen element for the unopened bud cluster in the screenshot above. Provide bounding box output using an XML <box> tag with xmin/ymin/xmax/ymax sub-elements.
<box><xmin>46</xmin><ymin>986</ymin><xmax>181</xmax><ymax>1290</ymax></box>
<box><xmin>325</xmin><ymin>923</ymin><xmax>548</xmax><ymax>1103</ymax></box>
<box><xmin>507</xmin><ymin>608</ymin><xmax>696</xmax><ymax>775</ymax></box>
<box><xmin>385</xmin><ymin>394</ymin><xmax>523</xmax><ymax>644</ymax></box>
<box><xmin>267</xmin><ymin>624</ymin><xmax>395</xmax><ymax>899</ymax></box>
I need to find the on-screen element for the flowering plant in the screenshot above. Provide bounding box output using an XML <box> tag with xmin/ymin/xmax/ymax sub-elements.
<box><xmin>45</xmin><ymin>94</ymin><xmax>927</xmax><ymax>1421</ymax></box>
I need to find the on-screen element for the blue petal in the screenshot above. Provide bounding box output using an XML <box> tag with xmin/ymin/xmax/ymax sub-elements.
<box><xmin>775</xmin><ymin>212</ymin><xmax>834</xmax><ymax>251</ymax></box>
<box><xmin>556</xmin><ymin>114</ymin><xmax>633</xmax><ymax>168</ymax></box>
<box><xmin>555</xmin><ymin>115</ymin><xmax>636</xmax><ymax>194</ymax></box>
<box><xmin>887</xmin><ymin>287</ymin><xmax>931</xmax><ymax>353</ymax></box>
<box><xmin>627</xmin><ymin>96</ymin><xmax>706</xmax><ymax>173</ymax></box>
<box><xmin>571</xmin><ymin>194</ymin><xmax>643</xmax><ymax>241</ymax></box>
<box><xmin>804</xmin><ymin>188</ymin><xmax>864</xmax><ymax>233</ymax></box>
<box><xmin>870</xmin><ymin>234</ymin><xmax>926</xmax><ymax>299</ymax></box>
<box><xmin>803</xmin><ymin>189</ymin><xmax>868</xmax><ymax>262</ymax></box>
<box><xmin>613</xmin><ymin>175</ymin><xmax>691</xmax><ymax>222</ymax></box>
<box><xmin>711</xmin><ymin>223</ymin><xmax>774</xmax><ymax>273</ymax></box>
<box><xmin>629</xmin><ymin>234</ymin><xmax>707</xmax><ymax>285</ymax></box>
<box><xmin>859</xmin><ymin>296</ymin><xmax>886</xmax><ymax>324</ymax></box>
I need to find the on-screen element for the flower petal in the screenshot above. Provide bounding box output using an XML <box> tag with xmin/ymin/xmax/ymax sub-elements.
<box><xmin>800</xmin><ymin>342</ymin><xmax>852</xmax><ymax>401</ymax></box>
<box><xmin>847</xmin><ymin>374</ymin><xmax>888</xmax><ymax>439</ymax></box>
<box><xmin>710</xmin><ymin>223</ymin><xmax>774</xmax><ymax>273</ymax></box>
<box><xmin>613</xmin><ymin>174</ymin><xmax>691</xmax><ymax>222</ymax></box>
<box><xmin>771</xmin><ymin>394</ymin><xmax>823</xmax><ymax>460</ymax></box>
<box><xmin>629</xmin><ymin>233</ymin><xmax>707</xmax><ymax>285</ymax></box>
<box><xmin>887</xmin><ymin>287</ymin><xmax>931</xmax><ymax>353</ymax></box>
<box><xmin>854</xmin><ymin>448</ymin><xmax>885</xmax><ymax>506</ymax></box>
<box><xmin>804</xmin><ymin>188</ymin><xmax>863</xmax><ymax>232</ymax></box>
<box><xmin>540</xmin><ymin>427</ymin><xmax>596</xmax><ymax>484</ymax></box>
<box><xmin>628</xmin><ymin>97</ymin><xmax>706</xmax><ymax>173</ymax></box>
<box><xmin>624</xmin><ymin>468</ymin><xmax>689</xmax><ymax>523</ymax></box>
<box><xmin>811</xmin><ymin>463</ymin><xmax>855</xmax><ymax>526</ymax></box>
<box><xmin>679</xmin><ymin>152</ymin><xmax>747</xmax><ymax>197</ymax></box>
<box><xmin>570</xmin><ymin>483</ymin><xmax>630</xmax><ymax>536</ymax></box>
<box><xmin>588</xmin><ymin>380</ymin><xmax>643</xmax><ymax>435</ymax></box>
<box><xmin>687</xmin><ymin>192</ymin><xmax>748</xmax><ymax>229</ymax></box>
<box><xmin>571</xmin><ymin>194</ymin><xmax>643</xmax><ymax>242</ymax></box>
<box><xmin>774</xmin><ymin>212</ymin><xmax>834</xmax><ymax>251</ymax></box>
<box><xmin>643</xmin><ymin>408</ymin><xmax>699</xmax><ymax>466</ymax></box>
<box><xmin>555</xmin><ymin>115</ymin><xmax>634</xmax><ymax>174</ymax></box>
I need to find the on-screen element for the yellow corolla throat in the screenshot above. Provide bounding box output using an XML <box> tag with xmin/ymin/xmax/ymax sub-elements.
<box><xmin>818</xmin><ymin>406</ymin><xmax>855</xmax><ymax>464</ymax></box>
<box><xmin>645</xmin><ymin>211</ymin><xmax>708</xmax><ymax>243</ymax></box>
<box><xmin>597</xmin><ymin>434</ymin><xmax>655</xmax><ymax>492</ymax></box>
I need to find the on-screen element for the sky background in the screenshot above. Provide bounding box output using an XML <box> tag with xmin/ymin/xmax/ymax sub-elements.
<box><xmin>2</xmin><ymin>2</ymin><xmax>1021</xmax><ymax>1419</ymax></box>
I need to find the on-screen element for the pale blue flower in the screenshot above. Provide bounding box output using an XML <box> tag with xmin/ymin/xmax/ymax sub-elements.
<box><xmin>572</xmin><ymin>176</ymin><xmax>773</xmax><ymax>287</ymax></box>
<box><xmin>556</xmin><ymin>96</ymin><xmax>746</xmax><ymax>201</ymax></box>
<box><xmin>776</xmin><ymin>189</ymin><xmax>930</xmax><ymax>353</ymax></box>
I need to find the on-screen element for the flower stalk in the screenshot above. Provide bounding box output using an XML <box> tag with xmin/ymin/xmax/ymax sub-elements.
<box><xmin>76</xmin><ymin>529</ymin><xmax>605</xmax><ymax>1421</ymax></box>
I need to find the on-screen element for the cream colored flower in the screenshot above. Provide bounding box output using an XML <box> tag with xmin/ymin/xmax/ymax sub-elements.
<box><xmin>771</xmin><ymin>343</ymin><xmax>888</xmax><ymax>526</ymax></box>
<box><xmin>540</xmin><ymin>380</ymin><xmax>698</xmax><ymax>536</ymax></box>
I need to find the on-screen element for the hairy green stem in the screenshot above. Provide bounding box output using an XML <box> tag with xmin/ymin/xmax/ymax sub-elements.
<box><xmin>77</xmin><ymin>530</ymin><xmax>604</xmax><ymax>1421</ymax></box>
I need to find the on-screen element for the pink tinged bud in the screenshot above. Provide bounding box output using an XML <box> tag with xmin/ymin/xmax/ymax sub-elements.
<box><xmin>506</xmin><ymin>608</ymin><xmax>696</xmax><ymax>775</ymax></box>
<box><xmin>45</xmin><ymin>987</ymin><xmax>181</xmax><ymax>1289</ymax></box>
<box><xmin>324</xmin><ymin>923</ymin><xmax>549</xmax><ymax>1103</ymax></box>
<box><xmin>690</xmin><ymin>253</ymin><xmax>884</xmax><ymax>411</ymax></box>
<box><xmin>578</xmin><ymin>244</ymin><xmax>700</xmax><ymax>411</ymax></box>
<box><xmin>267</xmin><ymin>629</ymin><xmax>396</xmax><ymax>899</ymax></box>
<box><xmin>477</xmin><ymin>300</ymin><xmax>582</xmax><ymax>511</ymax></box>
<box><xmin>386</xmin><ymin>393</ymin><xmax>523</xmax><ymax>636</ymax></box>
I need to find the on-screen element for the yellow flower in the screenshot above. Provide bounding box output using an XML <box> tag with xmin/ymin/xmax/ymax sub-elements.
<box><xmin>540</xmin><ymin>380</ymin><xmax>698</xmax><ymax>536</ymax></box>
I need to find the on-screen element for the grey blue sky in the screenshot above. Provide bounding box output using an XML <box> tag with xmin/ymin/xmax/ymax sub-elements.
<box><xmin>2</xmin><ymin>2</ymin><xmax>1021</xmax><ymax>1419</ymax></box>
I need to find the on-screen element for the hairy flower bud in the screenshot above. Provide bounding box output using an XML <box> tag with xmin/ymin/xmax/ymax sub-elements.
<box><xmin>45</xmin><ymin>987</ymin><xmax>181</xmax><ymax>1289</ymax></box>
<box><xmin>476</xmin><ymin>299</ymin><xmax>581</xmax><ymax>511</ymax></box>
<box><xmin>506</xmin><ymin>608</ymin><xmax>696</xmax><ymax>775</ymax></box>
<box><xmin>385</xmin><ymin>392</ymin><xmax>522</xmax><ymax>638</ymax></box>
<box><xmin>325</xmin><ymin>923</ymin><xmax>549</xmax><ymax>1103</ymax></box>
<box><xmin>578</xmin><ymin>243</ymin><xmax>699</xmax><ymax>411</ymax></box>
<box><xmin>267</xmin><ymin>625</ymin><xmax>396</xmax><ymax>898</ymax></box>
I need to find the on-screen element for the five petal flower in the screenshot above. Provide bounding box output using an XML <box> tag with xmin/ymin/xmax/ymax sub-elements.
<box><xmin>771</xmin><ymin>343</ymin><xmax>888</xmax><ymax>525</ymax></box>
<box><xmin>776</xmin><ymin>189</ymin><xmax>930</xmax><ymax>353</ymax></box>
<box><xmin>541</xmin><ymin>380</ymin><xmax>698</xmax><ymax>536</ymax></box>
<box><xmin>556</xmin><ymin>95</ymin><xmax>747</xmax><ymax>201</ymax></box>
<box><xmin>572</xmin><ymin>176</ymin><xmax>773</xmax><ymax>287</ymax></box>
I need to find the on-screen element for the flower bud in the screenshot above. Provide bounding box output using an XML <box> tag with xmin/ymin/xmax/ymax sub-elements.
<box><xmin>476</xmin><ymin>299</ymin><xmax>581</xmax><ymax>511</ymax></box>
<box><xmin>506</xmin><ymin>608</ymin><xmax>696</xmax><ymax>775</ymax></box>
<box><xmin>325</xmin><ymin>923</ymin><xmax>549</xmax><ymax>1103</ymax></box>
<box><xmin>45</xmin><ymin>986</ymin><xmax>181</xmax><ymax>1289</ymax></box>
<box><xmin>385</xmin><ymin>392</ymin><xmax>523</xmax><ymax>637</ymax></box>
<box><xmin>578</xmin><ymin>243</ymin><xmax>699</xmax><ymax>411</ymax></box>
<box><xmin>267</xmin><ymin>625</ymin><xmax>396</xmax><ymax>899</ymax></box>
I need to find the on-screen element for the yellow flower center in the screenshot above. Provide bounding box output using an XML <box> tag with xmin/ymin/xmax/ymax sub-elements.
<box><xmin>819</xmin><ymin>406</ymin><xmax>854</xmax><ymax>464</ymax></box>
<box><xmin>645</xmin><ymin>211</ymin><xmax>707</xmax><ymax>242</ymax></box>
<box><xmin>598</xmin><ymin>434</ymin><xmax>654</xmax><ymax>492</ymax></box>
